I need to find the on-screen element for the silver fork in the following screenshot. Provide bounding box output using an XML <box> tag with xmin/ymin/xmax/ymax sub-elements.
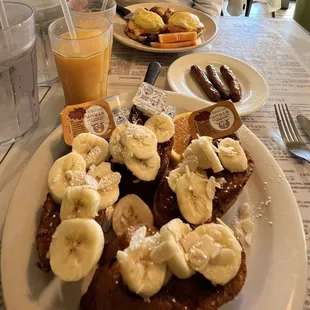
<box><xmin>274</xmin><ymin>103</ymin><xmax>310</xmax><ymax>163</ymax></box>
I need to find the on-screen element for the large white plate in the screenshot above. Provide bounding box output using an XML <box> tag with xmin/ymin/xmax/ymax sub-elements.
<box><xmin>167</xmin><ymin>53</ymin><xmax>269</xmax><ymax>116</ymax></box>
<box><xmin>1</xmin><ymin>91</ymin><xmax>306</xmax><ymax>310</ymax></box>
<box><xmin>113</xmin><ymin>3</ymin><xmax>217</xmax><ymax>53</ymax></box>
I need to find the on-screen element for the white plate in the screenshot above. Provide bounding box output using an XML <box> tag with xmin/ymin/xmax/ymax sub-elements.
<box><xmin>167</xmin><ymin>53</ymin><xmax>269</xmax><ymax>116</ymax></box>
<box><xmin>113</xmin><ymin>3</ymin><xmax>217</xmax><ymax>53</ymax></box>
<box><xmin>1</xmin><ymin>91</ymin><xmax>306</xmax><ymax>310</ymax></box>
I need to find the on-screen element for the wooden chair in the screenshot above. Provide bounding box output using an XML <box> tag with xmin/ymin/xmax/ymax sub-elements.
<box><xmin>245</xmin><ymin>0</ymin><xmax>276</xmax><ymax>17</ymax></box>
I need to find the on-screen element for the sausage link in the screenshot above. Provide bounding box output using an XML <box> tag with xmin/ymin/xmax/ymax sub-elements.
<box><xmin>220</xmin><ymin>65</ymin><xmax>242</xmax><ymax>102</ymax></box>
<box><xmin>190</xmin><ymin>65</ymin><xmax>220</xmax><ymax>102</ymax></box>
<box><xmin>206</xmin><ymin>65</ymin><xmax>230</xmax><ymax>100</ymax></box>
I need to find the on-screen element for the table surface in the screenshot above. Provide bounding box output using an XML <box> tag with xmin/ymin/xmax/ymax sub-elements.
<box><xmin>0</xmin><ymin>17</ymin><xmax>310</xmax><ymax>309</ymax></box>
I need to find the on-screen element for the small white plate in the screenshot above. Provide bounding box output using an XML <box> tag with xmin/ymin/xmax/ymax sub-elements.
<box><xmin>113</xmin><ymin>3</ymin><xmax>217</xmax><ymax>53</ymax></box>
<box><xmin>167</xmin><ymin>53</ymin><xmax>269</xmax><ymax>116</ymax></box>
<box><xmin>1</xmin><ymin>92</ymin><xmax>306</xmax><ymax>310</ymax></box>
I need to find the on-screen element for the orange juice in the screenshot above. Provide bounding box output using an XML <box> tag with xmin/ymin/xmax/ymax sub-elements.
<box><xmin>53</xmin><ymin>29</ymin><xmax>111</xmax><ymax>106</ymax></box>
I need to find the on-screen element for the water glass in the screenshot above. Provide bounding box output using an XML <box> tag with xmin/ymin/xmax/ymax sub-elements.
<box><xmin>0</xmin><ymin>2</ymin><xmax>39</xmax><ymax>146</ymax></box>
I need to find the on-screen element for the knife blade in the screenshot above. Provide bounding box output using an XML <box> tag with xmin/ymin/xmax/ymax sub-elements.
<box><xmin>116</xmin><ymin>4</ymin><xmax>134</xmax><ymax>20</ymax></box>
<box><xmin>297</xmin><ymin>115</ymin><xmax>310</xmax><ymax>139</ymax></box>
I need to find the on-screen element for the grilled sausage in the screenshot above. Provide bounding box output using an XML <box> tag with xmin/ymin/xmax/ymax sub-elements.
<box><xmin>206</xmin><ymin>65</ymin><xmax>230</xmax><ymax>100</ymax></box>
<box><xmin>220</xmin><ymin>65</ymin><xmax>242</xmax><ymax>102</ymax></box>
<box><xmin>190</xmin><ymin>65</ymin><xmax>221</xmax><ymax>102</ymax></box>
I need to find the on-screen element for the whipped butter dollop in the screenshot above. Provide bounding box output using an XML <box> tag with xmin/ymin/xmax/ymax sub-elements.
<box><xmin>133</xmin><ymin>8</ymin><xmax>165</xmax><ymax>31</ymax></box>
<box><xmin>168</xmin><ymin>12</ymin><xmax>201</xmax><ymax>31</ymax></box>
<box><xmin>218</xmin><ymin>138</ymin><xmax>248</xmax><ymax>172</ymax></box>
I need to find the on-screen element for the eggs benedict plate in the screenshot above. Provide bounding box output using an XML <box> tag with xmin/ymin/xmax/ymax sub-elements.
<box><xmin>114</xmin><ymin>3</ymin><xmax>218</xmax><ymax>53</ymax></box>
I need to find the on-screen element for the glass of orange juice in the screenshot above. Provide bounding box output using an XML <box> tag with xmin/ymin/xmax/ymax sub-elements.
<box><xmin>49</xmin><ymin>15</ymin><xmax>112</xmax><ymax>105</ymax></box>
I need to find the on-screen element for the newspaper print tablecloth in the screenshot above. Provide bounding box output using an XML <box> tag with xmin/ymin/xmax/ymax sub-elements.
<box><xmin>0</xmin><ymin>17</ymin><xmax>310</xmax><ymax>309</ymax></box>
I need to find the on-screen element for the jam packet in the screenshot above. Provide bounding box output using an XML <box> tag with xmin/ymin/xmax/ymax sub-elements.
<box><xmin>188</xmin><ymin>101</ymin><xmax>243</xmax><ymax>139</ymax></box>
<box><xmin>132</xmin><ymin>82</ymin><xmax>176</xmax><ymax>118</ymax></box>
<box><xmin>61</xmin><ymin>99</ymin><xmax>116</xmax><ymax>145</ymax></box>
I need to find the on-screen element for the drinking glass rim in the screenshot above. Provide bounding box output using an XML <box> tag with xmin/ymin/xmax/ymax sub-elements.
<box><xmin>0</xmin><ymin>2</ymin><xmax>34</xmax><ymax>32</ymax></box>
<box><xmin>72</xmin><ymin>0</ymin><xmax>116</xmax><ymax>15</ymax></box>
<box><xmin>48</xmin><ymin>15</ymin><xmax>112</xmax><ymax>41</ymax></box>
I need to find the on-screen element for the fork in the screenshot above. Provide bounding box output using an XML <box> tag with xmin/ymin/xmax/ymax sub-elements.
<box><xmin>274</xmin><ymin>103</ymin><xmax>310</xmax><ymax>163</ymax></box>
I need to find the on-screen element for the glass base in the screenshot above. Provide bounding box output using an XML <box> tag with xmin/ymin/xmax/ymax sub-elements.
<box><xmin>0</xmin><ymin>118</ymin><xmax>39</xmax><ymax>147</ymax></box>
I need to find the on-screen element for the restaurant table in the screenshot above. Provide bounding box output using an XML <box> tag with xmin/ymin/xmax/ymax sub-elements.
<box><xmin>0</xmin><ymin>17</ymin><xmax>310</xmax><ymax>309</ymax></box>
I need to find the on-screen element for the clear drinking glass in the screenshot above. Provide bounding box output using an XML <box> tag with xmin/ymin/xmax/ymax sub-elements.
<box><xmin>69</xmin><ymin>0</ymin><xmax>116</xmax><ymax>69</ymax></box>
<box><xmin>49</xmin><ymin>15</ymin><xmax>112</xmax><ymax>106</ymax></box>
<box><xmin>19</xmin><ymin>0</ymin><xmax>63</xmax><ymax>86</ymax></box>
<box><xmin>0</xmin><ymin>2</ymin><xmax>39</xmax><ymax>146</ymax></box>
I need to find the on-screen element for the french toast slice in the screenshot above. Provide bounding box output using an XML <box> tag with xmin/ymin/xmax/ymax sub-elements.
<box><xmin>153</xmin><ymin>150</ymin><xmax>254</xmax><ymax>227</ymax></box>
<box><xmin>36</xmin><ymin>194</ymin><xmax>106</xmax><ymax>272</ymax></box>
<box><xmin>80</xmin><ymin>225</ymin><xmax>247</xmax><ymax>310</ymax></box>
<box><xmin>112</xmin><ymin>106</ymin><xmax>174</xmax><ymax>207</ymax></box>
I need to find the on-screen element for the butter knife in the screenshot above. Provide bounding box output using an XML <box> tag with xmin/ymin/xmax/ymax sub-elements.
<box><xmin>116</xmin><ymin>4</ymin><xmax>134</xmax><ymax>20</ymax></box>
<box><xmin>297</xmin><ymin>115</ymin><xmax>310</xmax><ymax>139</ymax></box>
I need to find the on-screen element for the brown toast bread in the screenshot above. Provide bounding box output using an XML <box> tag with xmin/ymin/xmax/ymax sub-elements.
<box><xmin>112</xmin><ymin>106</ymin><xmax>174</xmax><ymax>207</ymax></box>
<box><xmin>36</xmin><ymin>194</ymin><xmax>106</xmax><ymax>272</ymax></box>
<box><xmin>153</xmin><ymin>151</ymin><xmax>254</xmax><ymax>227</ymax></box>
<box><xmin>80</xmin><ymin>226</ymin><xmax>247</xmax><ymax>310</ymax></box>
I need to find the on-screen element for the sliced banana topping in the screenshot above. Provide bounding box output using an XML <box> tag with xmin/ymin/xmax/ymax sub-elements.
<box><xmin>116</xmin><ymin>226</ymin><xmax>166</xmax><ymax>300</ymax></box>
<box><xmin>155</xmin><ymin>219</ymin><xmax>194</xmax><ymax>279</ymax></box>
<box><xmin>184</xmin><ymin>139</ymin><xmax>212</xmax><ymax>170</ymax></box>
<box><xmin>48</xmin><ymin>153</ymin><xmax>86</xmax><ymax>204</ymax></box>
<box><xmin>64</xmin><ymin>171</ymin><xmax>99</xmax><ymax>190</ymax></box>
<box><xmin>87</xmin><ymin>162</ymin><xmax>121</xmax><ymax>210</ymax></box>
<box><xmin>167</xmin><ymin>155</ymin><xmax>199</xmax><ymax>193</ymax></box>
<box><xmin>72</xmin><ymin>133</ymin><xmax>110</xmax><ymax>169</ymax></box>
<box><xmin>176</xmin><ymin>172</ymin><xmax>215</xmax><ymax>225</ymax></box>
<box><xmin>112</xmin><ymin>194</ymin><xmax>154</xmax><ymax>236</ymax></box>
<box><xmin>124</xmin><ymin>152</ymin><xmax>160</xmax><ymax>181</ymax></box>
<box><xmin>109</xmin><ymin>123</ymin><xmax>131</xmax><ymax>164</ymax></box>
<box><xmin>193</xmin><ymin>223</ymin><xmax>242</xmax><ymax>285</ymax></box>
<box><xmin>218</xmin><ymin>138</ymin><xmax>248</xmax><ymax>172</ymax></box>
<box><xmin>121</xmin><ymin>124</ymin><xmax>157</xmax><ymax>160</ymax></box>
<box><xmin>184</xmin><ymin>136</ymin><xmax>223</xmax><ymax>173</ymax></box>
<box><xmin>144</xmin><ymin>113</ymin><xmax>175</xmax><ymax>143</ymax></box>
<box><xmin>199</xmin><ymin>136</ymin><xmax>223</xmax><ymax>173</ymax></box>
<box><xmin>60</xmin><ymin>186</ymin><xmax>101</xmax><ymax>221</ymax></box>
<box><xmin>49</xmin><ymin>219</ymin><xmax>104</xmax><ymax>282</ymax></box>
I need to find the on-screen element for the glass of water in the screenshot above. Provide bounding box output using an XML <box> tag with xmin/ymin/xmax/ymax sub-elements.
<box><xmin>0</xmin><ymin>2</ymin><xmax>39</xmax><ymax>146</ymax></box>
<box><xmin>19</xmin><ymin>0</ymin><xmax>63</xmax><ymax>86</ymax></box>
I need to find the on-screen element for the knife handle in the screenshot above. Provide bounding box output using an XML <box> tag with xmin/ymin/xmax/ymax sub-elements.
<box><xmin>116</xmin><ymin>4</ymin><xmax>131</xmax><ymax>17</ymax></box>
<box><xmin>144</xmin><ymin>62</ymin><xmax>162</xmax><ymax>85</ymax></box>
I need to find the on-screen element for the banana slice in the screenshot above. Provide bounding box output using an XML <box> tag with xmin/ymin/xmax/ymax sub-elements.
<box><xmin>64</xmin><ymin>171</ymin><xmax>99</xmax><ymax>190</ymax></box>
<box><xmin>156</xmin><ymin>219</ymin><xmax>194</xmax><ymax>279</ymax></box>
<box><xmin>48</xmin><ymin>153</ymin><xmax>86</xmax><ymax>204</ymax></box>
<box><xmin>218</xmin><ymin>138</ymin><xmax>248</xmax><ymax>172</ymax></box>
<box><xmin>144</xmin><ymin>114</ymin><xmax>175</xmax><ymax>143</ymax></box>
<box><xmin>184</xmin><ymin>139</ymin><xmax>212</xmax><ymax>170</ymax></box>
<box><xmin>88</xmin><ymin>162</ymin><xmax>121</xmax><ymax>210</ymax></box>
<box><xmin>49</xmin><ymin>219</ymin><xmax>104</xmax><ymax>282</ymax></box>
<box><xmin>116</xmin><ymin>226</ymin><xmax>166</xmax><ymax>300</ymax></box>
<box><xmin>87</xmin><ymin>162</ymin><xmax>112</xmax><ymax>181</ymax></box>
<box><xmin>176</xmin><ymin>172</ymin><xmax>213</xmax><ymax>225</ymax></box>
<box><xmin>120</xmin><ymin>124</ymin><xmax>157</xmax><ymax>160</ymax></box>
<box><xmin>124</xmin><ymin>152</ymin><xmax>160</xmax><ymax>181</ymax></box>
<box><xmin>72</xmin><ymin>133</ymin><xmax>109</xmax><ymax>168</ymax></box>
<box><xmin>199</xmin><ymin>136</ymin><xmax>223</xmax><ymax>173</ymax></box>
<box><xmin>112</xmin><ymin>194</ymin><xmax>154</xmax><ymax>236</ymax></box>
<box><xmin>109</xmin><ymin>123</ymin><xmax>131</xmax><ymax>164</ymax></box>
<box><xmin>60</xmin><ymin>186</ymin><xmax>101</xmax><ymax>221</ymax></box>
<box><xmin>193</xmin><ymin>223</ymin><xmax>242</xmax><ymax>285</ymax></box>
<box><xmin>167</xmin><ymin>155</ymin><xmax>198</xmax><ymax>192</ymax></box>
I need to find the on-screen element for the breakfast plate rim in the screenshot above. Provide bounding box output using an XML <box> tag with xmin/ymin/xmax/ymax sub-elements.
<box><xmin>1</xmin><ymin>90</ymin><xmax>306</xmax><ymax>310</ymax></box>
